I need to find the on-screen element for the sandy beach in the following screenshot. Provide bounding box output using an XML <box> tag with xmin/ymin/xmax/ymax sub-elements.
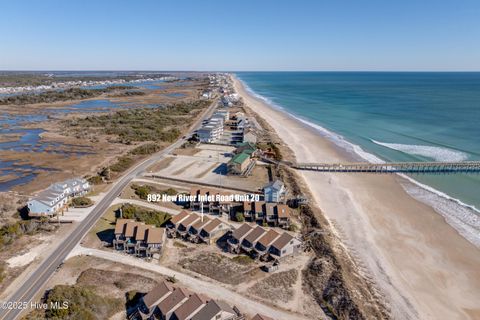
<box><xmin>233</xmin><ymin>76</ymin><xmax>480</xmax><ymax>320</ymax></box>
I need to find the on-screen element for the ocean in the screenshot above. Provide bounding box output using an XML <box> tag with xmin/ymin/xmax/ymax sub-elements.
<box><xmin>236</xmin><ymin>72</ymin><xmax>480</xmax><ymax>246</ymax></box>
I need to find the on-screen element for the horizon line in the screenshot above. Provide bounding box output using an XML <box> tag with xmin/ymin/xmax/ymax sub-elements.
<box><xmin>1</xmin><ymin>70</ymin><xmax>480</xmax><ymax>73</ymax></box>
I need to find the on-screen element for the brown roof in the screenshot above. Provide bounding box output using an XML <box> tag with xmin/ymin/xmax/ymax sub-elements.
<box><xmin>114</xmin><ymin>219</ymin><xmax>131</xmax><ymax>234</ymax></box>
<box><xmin>191</xmin><ymin>187</ymin><xmax>225</xmax><ymax>198</ymax></box>
<box><xmin>265</xmin><ymin>203</ymin><xmax>275</xmax><ymax>216</ymax></box>
<box><xmin>202</xmin><ymin>218</ymin><xmax>222</xmax><ymax>234</ymax></box>
<box><xmin>231</xmin><ymin>224</ymin><xmax>253</xmax><ymax>240</ymax></box>
<box><xmin>276</xmin><ymin>204</ymin><xmax>290</xmax><ymax>218</ymax></box>
<box><xmin>135</xmin><ymin>223</ymin><xmax>148</xmax><ymax>241</ymax></box>
<box><xmin>158</xmin><ymin>287</ymin><xmax>191</xmax><ymax>315</ymax></box>
<box><xmin>179</xmin><ymin>213</ymin><xmax>200</xmax><ymax>228</ymax></box>
<box><xmin>146</xmin><ymin>227</ymin><xmax>165</xmax><ymax>244</ymax></box>
<box><xmin>191</xmin><ymin>216</ymin><xmax>211</xmax><ymax>231</ymax></box>
<box><xmin>243</xmin><ymin>201</ymin><xmax>253</xmax><ymax>211</ymax></box>
<box><xmin>172</xmin><ymin>293</ymin><xmax>208</xmax><ymax>320</ymax></box>
<box><xmin>254</xmin><ymin>201</ymin><xmax>265</xmax><ymax>213</ymax></box>
<box><xmin>251</xmin><ymin>314</ymin><xmax>275</xmax><ymax>320</ymax></box>
<box><xmin>191</xmin><ymin>300</ymin><xmax>235</xmax><ymax>320</ymax></box>
<box><xmin>143</xmin><ymin>281</ymin><xmax>173</xmax><ymax>309</ymax></box>
<box><xmin>257</xmin><ymin>229</ymin><xmax>281</xmax><ymax>248</ymax></box>
<box><xmin>271</xmin><ymin>232</ymin><xmax>294</xmax><ymax>250</ymax></box>
<box><xmin>243</xmin><ymin>226</ymin><xmax>266</xmax><ymax>244</ymax></box>
<box><xmin>170</xmin><ymin>210</ymin><xmax>191</xmax><ymax>225</ymax></box>
<box><xmin>190</xmin><ymin>187</ymin><xmax>200</xmax><ymax>197</ymax></box>
<box><xmin>124</xmin><ymin>221</ymin><xmax>139</xmax><ymax>238</ymax></box>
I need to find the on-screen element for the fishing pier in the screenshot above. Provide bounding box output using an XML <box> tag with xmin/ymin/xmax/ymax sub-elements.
<box><xmin>260</xmin><ymin>157</ymin><xmax>480</xmax><ymax>174</ymax></box>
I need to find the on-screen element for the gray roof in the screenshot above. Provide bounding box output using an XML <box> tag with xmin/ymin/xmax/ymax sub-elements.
<box><xmin>264</xmin><ymin>180</ymin><xmax>284</xmax><ymax>191</ymax></box>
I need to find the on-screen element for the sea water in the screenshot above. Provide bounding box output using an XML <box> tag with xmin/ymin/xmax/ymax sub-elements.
<box><xmin>237</xmin><ymin>72</ymin><xmax>480</xmax><ymax>246</ymax></box>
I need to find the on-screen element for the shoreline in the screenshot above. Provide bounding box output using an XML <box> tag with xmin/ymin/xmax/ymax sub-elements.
<box><xmin>248</xmin><ymin>87</ymin><xmax>480</xmax><ymax>247</ymax></box>
<box><xmin>232</xmin><ymin>75</ymin><xmax>480</xmax><ymax>319</ymax></box>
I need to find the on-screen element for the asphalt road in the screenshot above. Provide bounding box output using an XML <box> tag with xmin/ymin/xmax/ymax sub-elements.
<box><xmin>0</xmin><ymin>100</ymin><xmax>218</xmax><ymax>320</ymax></box>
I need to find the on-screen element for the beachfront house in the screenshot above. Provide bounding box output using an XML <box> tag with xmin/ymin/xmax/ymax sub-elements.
<box><xmin>242</xmin><ymin>201</ymin><xmax>254</xmax><ymax>221</ymax></box>
<box><xmin>191</xmin><ymin>300</ymin><xmax>239</xmax><ymax>320</ymax></box>
<box><xmin>227</xmin><ymin>223</ymin><xmax>302</xmax><ymax>260</ymax></box>
<box><xmin>137</xmin><ymin>281</ymin><xmax>174</xmax><ymax>319</ymax></box>
<box><xmin>227</xmin><ymin>152</ymin><xmax>251</xmax><ymax>175</ymax></box>
<box><xmin>133</xmin><ymin>281</ymin><xmax>244</xmax><ymax>320</ymax></box>
<box><xmin>198</xmin><ymin>218</ymin><xmax>227</xmax><ymax>244</ymax></box>
<box><xmin>269</xmin><ymin>233</ymin><xmax>302</xmax><ymax>258</ymax></box>
<box><xmin>227</xmin><ymin>224</ymin><xmax>254</xmax><ymax>254</ymax></box>
<box><xmin>254</xmin><ymin>229</ymin><xmax>281</xmax><ymax>258</ymax></box>
<box><xmin>197</xmin><ymin>118</ymin><xmax>224</xmax><ymax>143</ymax></box>
<box><xmin>276</xmin><ymin>204</ymin><xmax>291</xmax><ymax>229</ymax></box>
<box><xmin>263</xmin><ymin>180</ymin><xmax>286</xmax><ymax>203</ymax></box>
<box><xmin>234</xmin><ymin>142</ymin><xmax>257</xmax><ymax>157</ymax></box>
<box><xmin>157</xmin><ymin>287</ymin><xmax>192</xmax><ymax>320</ymax></box>
<box><xmin>251</xmin><ymin>314</ymin><xmax>275</xmax><ymax>320</ymax></box>
<box><xmin>242</xmin><ymin>201</ymin><xmax>291</xmax><ymax>227</ymax></box>
<box><xmin>171</xmin><ymin>293</ymin><xmax>209</xmax><ymax>320</ymax></box>
<box><xmin>254</xmin><ymin>201</ymin><xmax>265</xmax><ymax>223</ymax></box>
<box><xmin>188</xmin><ymin>216</ymin><xmax>211</xmax><ymax>243</ymax></box>
<box><xmin>241</xmin><ymin>226</ymin><xmax>266</xmax><ymax>253</ymax></box>
<box><xmin>265</xmin><ymin>203</ymin><xmax>276</xmax><ymax>225</ymax></box>
<box><xmin>166</xmin><ymin>210</ymin><xmax>191</xmax><ymax>237</ymax></box>
<box><xmin>177</xmin><ymin>213</ymin><xmax>201</xmax><ymax>238</ymax></box>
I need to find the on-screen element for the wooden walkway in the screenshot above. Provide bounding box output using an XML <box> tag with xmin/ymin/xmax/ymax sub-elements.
<box><xmin>260</xmin><ymin>157</ymin><xmax>480</xmax><ymax>174</ymax></box>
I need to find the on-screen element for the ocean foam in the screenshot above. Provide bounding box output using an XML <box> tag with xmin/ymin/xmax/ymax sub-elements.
<box><xmin>236</xmin><ymin>74</ymin><xmax>480</xmax><ymax>248</ymax></box>
<box><xmin>371</xmin><ymin>140</ymin><xmax>469</xmax><ymax>162</ymax></box>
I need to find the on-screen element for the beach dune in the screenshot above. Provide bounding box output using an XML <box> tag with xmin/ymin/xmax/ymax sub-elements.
<box><xmin>233</xmin><ymin>75</ymin><xmax>480</xmax><ymax>320</ymax></box>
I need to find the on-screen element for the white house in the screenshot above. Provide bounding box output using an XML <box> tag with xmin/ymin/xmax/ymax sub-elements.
<box><xmin>197</xmin><ymin>118</ymin><xmax>224</xmax><ymax>143</ymax></box>
<box><xmin>27</xmin><ymin>177</ymin><xmax>91</xmax><ymax>216</ymax></box>
<box><xmin>263</xmin><ymin>180</ymin><xmax>286</xmax><ymax>203</ymax></box>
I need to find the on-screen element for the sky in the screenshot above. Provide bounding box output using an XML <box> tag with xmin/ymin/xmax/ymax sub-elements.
<box><xmin>1</xmin><ymin>0</ymin><xmax>480</xmax><ymax>71</ymax></box>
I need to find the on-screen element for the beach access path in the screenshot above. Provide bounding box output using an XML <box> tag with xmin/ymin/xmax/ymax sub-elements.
<box><xmin>69</xmin><ymin>246</ymin><xmax>308</xmax><ymax>320</ymax></box>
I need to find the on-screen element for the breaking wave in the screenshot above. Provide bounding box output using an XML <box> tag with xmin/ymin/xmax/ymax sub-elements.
<box><xmin>371</xmin><ymin>140</ymin><xmax>469</xmax><ymax>162</ymax></box>
<box><xmin>236</xmin><ymin>74</ymin><xmax>480</xmax><ymax>247</ymax></box>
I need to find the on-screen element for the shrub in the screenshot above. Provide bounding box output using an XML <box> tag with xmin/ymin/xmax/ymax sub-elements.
<box><xmin>87</xmin><ymin>175</ymin><xmax>103</xmax><ymax>185</ymax></box>
<box><xmin>110</xmin><ymin>156</ymin><xmax>135</xmax><ymax>173</ymax></box>
<box><xmin>71</xmin><ymin>197</ymin><xmax>93</xmax><ymax>207</ymax></box>
<box><xmin>0</xmin><ymin>263</ymin><xmax>5</xmax><ymax>284</ymax></box>
<box><xmin>131</xmin><ymin>184</ymin><xmax>152</xmax><ymax>200</ymax></box>
<box><xmin>235</xmin><ymin>212</ymin><xmax>245</xmax><ymax>222</ymax></box>
<box><xmin>288</xmin><ymin>222</ymin><xmax>299</xmax><ymax>232</ymax></box>
<box><xmin>128</xmin><ymin>143</ymin><xmax>161</xmax><ymax>156</ymax></box>
<box><xmin>231</xmin><ymin>255</ymin><xmax>254</xmax><ymax>265</ymax></box>
<box><xmin>45</xmin><ymin>285</ymin><xmax>122</xmax><ymax>319</ymax></box>
<box><xmin>120</xmin><ymin>204</ymin><xmax>171</xmax><ymax>227</ymax></box>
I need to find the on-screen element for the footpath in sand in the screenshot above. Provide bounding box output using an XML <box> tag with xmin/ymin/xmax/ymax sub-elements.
<box><xmin>69</xmin><ymin>246</ymin><xmax>308</xmax><ymax>320</ymax></box>
<box><xmin>233</xmin><ymin>76</ymin><xmax>480</xmax><ymax>320</ymax></box>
